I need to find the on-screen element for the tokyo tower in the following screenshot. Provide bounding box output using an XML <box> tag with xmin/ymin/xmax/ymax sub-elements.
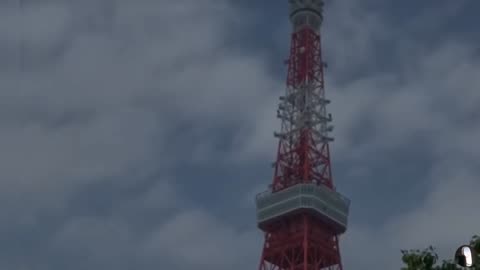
<box><xmin>255</xmin><ymin>1</ymin><xmax>350</xmax><ymax>270</ymax></box>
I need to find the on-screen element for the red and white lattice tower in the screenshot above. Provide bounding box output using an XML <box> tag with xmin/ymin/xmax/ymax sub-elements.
<box><xmin>255</xmin><ymin>1</ymin><xmax>350</xmax><ymax>269</ymax></box>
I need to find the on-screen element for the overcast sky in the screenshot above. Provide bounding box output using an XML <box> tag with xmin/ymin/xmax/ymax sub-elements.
<box><xmin>0</xmin><ymin>0</ymin><xmax>479</xmax><ymax>269</ymax></box>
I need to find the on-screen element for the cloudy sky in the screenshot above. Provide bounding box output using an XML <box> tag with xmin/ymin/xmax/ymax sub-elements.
<box><xmin>0</xmin><ymin>0</ymin><xmax>479</xmax><ymax>269</ymax></box>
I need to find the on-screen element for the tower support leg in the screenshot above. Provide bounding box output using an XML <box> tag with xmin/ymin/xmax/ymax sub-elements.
<box><xmin>258</xmin><ymin>215</ymin><xmax>343</xmax><ymax>270</ymax></box>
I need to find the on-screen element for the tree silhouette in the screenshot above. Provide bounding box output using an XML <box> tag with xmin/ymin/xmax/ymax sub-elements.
<box><xmin>400</xmin><ymin>235</ymin><xmax>480</xmax><ymax>270</ymax></box>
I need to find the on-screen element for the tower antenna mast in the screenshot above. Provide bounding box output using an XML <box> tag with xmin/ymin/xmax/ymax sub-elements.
<box><xmin>19</xmin><ymin>0</ymin><xmax>24</xmax><ymax>72</ymax></box>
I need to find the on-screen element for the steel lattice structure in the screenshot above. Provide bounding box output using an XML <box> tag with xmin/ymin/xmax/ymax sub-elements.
<box><xmin>255</xmin><ymin>1</ymin><xmax>350</xmax><ymax>270</ymax></box>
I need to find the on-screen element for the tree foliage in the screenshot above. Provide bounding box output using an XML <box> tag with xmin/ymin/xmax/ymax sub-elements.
<box><xmin>400</xmin><ymin>235</ymin><xmax>480</xmax><ymax>270</ymax></box>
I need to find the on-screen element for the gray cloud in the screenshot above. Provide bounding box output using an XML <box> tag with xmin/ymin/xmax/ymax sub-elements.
<box><xmin>0</xmin><ymin>0</ymin><xmax>272</xmax><ymax>269</ymax></box>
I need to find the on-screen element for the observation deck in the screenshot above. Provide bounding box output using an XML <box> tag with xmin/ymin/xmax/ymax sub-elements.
<box><xmin>255</xmin><ymin>183</ymin><xmax>350</xmax><ymax>234</ymax></box>
<box><xmin>289</xmin><ymin>0</ymin><xmax>324</xmax><ymax>30</ymax></box>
